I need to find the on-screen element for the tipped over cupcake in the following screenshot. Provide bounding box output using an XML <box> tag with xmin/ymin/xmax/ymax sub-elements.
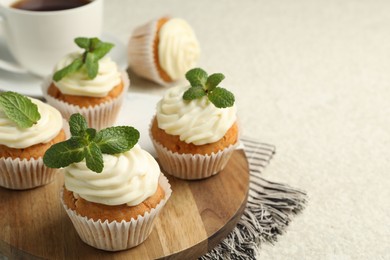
<box><xmin>150</xmin><ymin>68</ymin><xmax>239</xmax><ymax>179</ymax></box>
<box><xmin>0</xmin><ymin>91</ymin><xmax>66</xmax><ymax>189</ymax></box>
<box><xmin>128</xmin><ymin>17</ymin><xmax>200</xmax><ymax>86</ymax></box>
<box><xmin>42</xmin><ymin>37</ymin><xmax>129</xmax><ymax>130</ymax></box>
<box><xmin>43</xmin><ymin>113</ymin><xmax>171</xmax><ymax>251</ymax></box>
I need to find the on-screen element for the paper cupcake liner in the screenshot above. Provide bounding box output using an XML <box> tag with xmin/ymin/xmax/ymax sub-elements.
<box><xmin>61</xmin><ymin>174</ymin><xmax>172</xmax><ymax>251</ymax></box>
<box><xmin>42</xmin><ymin>71</ymin><xmax>130</xmax><ymax>130</ymax></box>
<box><xmin>128</xmin><ymin>18</ymin><xmax>172</xmax><ymax>86</ymax></box>
<box><xmin>0</xmin><ymin>157</ymin><xmax>60</xmax><ymax>190</ymax></box>
<box><xmin>150</xmin><ymin>134</ymin><xmax>238</xmax><ymax>180</ymax></box>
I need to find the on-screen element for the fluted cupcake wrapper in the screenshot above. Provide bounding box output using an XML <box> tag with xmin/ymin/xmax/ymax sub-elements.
<box><xmin>61</xmin><ymin>174</ymin><xmax>172</xmax><ymax>251</ymax></box>
<box><xmin>150</xmin><ymin>135</ymin><xmax>238</xmax><ymax>180</ymax></box>
<box><xmin>42</xmin><ymin>71</ymin><xmax>130</xmax><ymax>131</ymax></box>
<box><xmin>128</xmin><ymin>18</ymin><xmax>171</xmax><ymax>86</ymax></box>
<box><xmin>0</xmin><ymin>157</ymin><xmax>60</xmax><ymax>190</ymax></box>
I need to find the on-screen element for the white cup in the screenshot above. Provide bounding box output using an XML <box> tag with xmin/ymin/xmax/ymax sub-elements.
<box><xmin>0</xmin><ymin>0</ymin><xmax>103</xmax><ymax>77</ymax></box>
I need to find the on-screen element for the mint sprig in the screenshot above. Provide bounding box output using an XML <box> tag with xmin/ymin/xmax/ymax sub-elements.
<box><xmin>53</xmin><ymin>37</ymin><xmax>114</xmax><ymax>82</ymax></box>
<box><xmin>183</xmin><ymin>68</ymin><xmax>235</xmax><ymax>108</ymax></box>
<box><xmin>0</xmin><ymin>91</ymin><xmax>41</xmax><ymax>128</ymax></box>
<box><xmin>43</xmin><ymin>113</ymin><xmax>139</xmax><ymax>173</ymax></box>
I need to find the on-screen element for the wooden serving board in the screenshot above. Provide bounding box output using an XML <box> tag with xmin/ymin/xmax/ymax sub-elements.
<box><xmin>0</xmin><ymin>150</ymin><xmax>249</xmax><ymax>259</ymax></box>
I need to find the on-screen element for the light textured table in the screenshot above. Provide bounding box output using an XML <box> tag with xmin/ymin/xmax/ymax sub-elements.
<box><xmin>104</xmin><ymin>0</ymin><xmax>390</xmax><ymax>259</ymax></box>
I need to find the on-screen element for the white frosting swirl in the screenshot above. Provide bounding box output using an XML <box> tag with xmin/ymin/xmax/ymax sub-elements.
<box><xmin>53</xmin><ymin>52</ymin><xmax>121</xmax><ymax>97</ymax></box>
<box><xmin>0</xmin><ymin>98</ymin><xmax>63</xmax><ymax>149</ymax></box>
<box><xmin>64</xmin><ymin>145</ymin><xmax>160</xmax><ymax>206</ymax></box>
<box><xmin>158</xmin><ymin>18</ymin><xmax>200</xmax><ymax>80</ymax></box>
<box><xmin>156</xmin><ymin>85</ymin><xmax>237</xmax><ymax>145</ymax></box>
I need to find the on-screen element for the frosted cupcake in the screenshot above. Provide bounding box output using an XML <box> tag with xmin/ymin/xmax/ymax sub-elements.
<box><xmin>150</xmin><ymin>68</ymin><xmax>239</xmax><ymax>179</ymax></box>
<box><xmin>44</xmin><ymin>113</ymin><xmax>171</xmax><ymax>251</ymax></box>
<box><xmin>42</xmin><ymin>37</ymin><xmax>129</xmax><ymax>130</ymax></box>
<box><xmin>0</xmin><ymin>91</ymin><xmax>66</xmax><ymax>189</ymax></box>
<box><xmin>128</xmin><ymin>17</ymin><xmax>200</xmax><ymax>86</ymax></box>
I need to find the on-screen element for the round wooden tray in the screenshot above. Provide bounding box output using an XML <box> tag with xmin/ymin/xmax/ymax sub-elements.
<box><xmin>0</xmin><ymin>150</ymin><xmax>249</xmax><ymax>259</ymax></box>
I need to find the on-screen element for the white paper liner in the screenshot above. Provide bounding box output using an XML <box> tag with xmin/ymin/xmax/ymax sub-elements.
<box><xmin>150</xmin><ymin>133</ymin><xmax>238</xmax><ymax>180</ymax></box>
<box><xmin>41</xmin><ymin>71</ymin><xmax>130</xmax><ymax>130</ymax></box>
<box><xmin>61</xmin><ymin>174</ymin><xmax>172</xmax><ymax>251</ymax></box>
<box><xmin>128</xmin><ymin>17</ymin><xmax>172</xmax><ymax>86</ymax></box>
<box><xmin>0</xmin><ymin>157</ymin><xmax>60</xmax><ymax>190</ymax></box>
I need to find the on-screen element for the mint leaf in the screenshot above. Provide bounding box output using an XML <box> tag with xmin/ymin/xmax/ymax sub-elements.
<box><xmin>208</xmin><ymin>87</ymin><xmax>235</xmax><ymax>108</ymax></box>
<box><xmin>92</xmin><ymin>42</ymin><xmax>114</xmax><ymax>60</ymax></box>
<box><xmin>185</xmin><ymin>68</ymin><xmax>208</xmax><ymax>87</ymax></box>
<box><xmin>75</xmin><ymin>37</ymin><xmax>91</xmax><ymax>49</ymax></box>
<box><xmin>90</xmin><ymin>37</ymin><xmax>103</xmax><ymax>50</ymax></box>
<box><xmin>86</xmin><ymin>128</ymin><xmax>97</xmax><ymax>141</ymax></box>
<box><xmin>69</xmin><ymin>113</ymin><xmax>88</xmax><ymax>136</ymax></box>
<box><xmin>183</xmin><ymin>68</ymin><xmax>235</xmax><ymax>108</ymax></box>
<box><xmin>53</xmin><ymin>37</ymin><xmax>114</xmax><ymax>81</ymax></box>
<box><xmin>53</xmin><ymin>57</ymin><xmax>83</xmax><ymax>82</ymax></box>
<box><xmin>183</xmin><ymin>86</ymin><xmax>206</xmax><ymax>100</ymax></box>
<box><xmin>206</xmin><ymin>73</ymin><xmax>225</xmax><ymax>91</ymax></box>
<box><xmin>85</xmin><ymin>52</ymin><xmax>98</xmax><ymax>79</ymax></box>
<box><xmin>43</xmin><ymin>137</ymin><xmax>85</xmax><ymax>168</ymax></box>
<box><xmin>84</xmin><ymin>142</ymin><xmax>103</xmax><ymax>173</ymax></box>
<box><xmin>94</xmin><ymin>126</ymin><xmax>140</xmax><ymax>154</ymax></box>
<box><xmin>43</xmin><ymin>113</ymin><xmax>141</xmax><ymax>173</ymax></box>
<box><xmin>0</xmin><ymin>92</ymin><xmax>41</xmax><ymax>128</ymax></box>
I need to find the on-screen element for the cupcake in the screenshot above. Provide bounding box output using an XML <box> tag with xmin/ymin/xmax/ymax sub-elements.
<box><xmin>0</xmin><ymin>91</ymin><xmax>66</xmax><ymax>189</ymax></box>
<box><xmin>43</xmin><ymin>113</ymin><xmax>171</xmax><ymax>251</ymax></box>
<box><xmin>42</xmin><ymin>37</ymin><xmax>130</xmax><ymax>130</ymax></box>
<box><xmin>150</xmin><ymin>68</ymin><xmax>239</xmax><ymax>179</ymax></box>
<box><xmin>128</xmin><ymin>17</ymin><xmax>200</xmax><ymax>86</ymax></box>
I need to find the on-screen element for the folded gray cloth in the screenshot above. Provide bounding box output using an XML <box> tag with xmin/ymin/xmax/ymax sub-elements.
<box><xmin>201</xmin><ymin>138</ymin><xmax>307</xmax><ymax>260</ymax></box>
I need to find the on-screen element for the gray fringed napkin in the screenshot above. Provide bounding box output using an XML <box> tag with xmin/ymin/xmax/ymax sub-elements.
<box><xmin>200</xmin><ymin>138</ymin><xmax>307</xmax><ymax>260</ymax></box>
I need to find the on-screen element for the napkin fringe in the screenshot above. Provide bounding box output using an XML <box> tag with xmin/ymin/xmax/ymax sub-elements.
<box><xmin>200</xmin><ymin>137</ymin><xmax>307</xmax><ymax>260</ymax></box>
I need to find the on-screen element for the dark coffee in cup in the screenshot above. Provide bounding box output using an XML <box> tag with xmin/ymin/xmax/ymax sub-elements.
<box><xmin>11</xmin><ymin>0</ymin><xmax>92</xmax><ymax>12</ymax></box>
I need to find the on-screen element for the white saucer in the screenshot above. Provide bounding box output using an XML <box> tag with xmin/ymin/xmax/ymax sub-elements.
<box><xmin>0</xmin><ymin>33</ymin><xmax>128</xmax><ymax>97</ymax></box>
<box><xmin>115</xmin><ymin>93</ymin><xmax>160</xmax><ymax>157</ymax></box>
